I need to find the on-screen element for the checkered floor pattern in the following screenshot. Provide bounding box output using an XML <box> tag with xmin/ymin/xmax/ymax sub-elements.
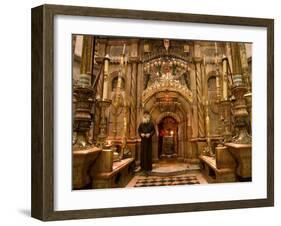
<box><xmin>134</xmin><ymin>175</ymin><xmax>200</xmax><ymax>187</ymax></box>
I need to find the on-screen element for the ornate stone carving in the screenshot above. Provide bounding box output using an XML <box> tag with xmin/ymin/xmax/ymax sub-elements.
<box><xmin>155</xmin><ymin>94</ymin><xmax>181</xmax><ymax>113</ymax></box>
<box><xmin>142</xmin><ymin>78</ymin><xmax>193</xmax><ymax>104</ymax></box>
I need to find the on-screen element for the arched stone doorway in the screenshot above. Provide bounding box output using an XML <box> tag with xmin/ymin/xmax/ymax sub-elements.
<box><xmin>157</xmin><ymin>116</ymin><xmax>179</xmax><ymax>159</ymax></box>
<box><xmin>142</xmin><ymin>90</ymin><xmax>193</xmax><ymax>163</ymax></box>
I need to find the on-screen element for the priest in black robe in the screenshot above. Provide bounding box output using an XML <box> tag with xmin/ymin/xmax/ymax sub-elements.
<box><xmin>138</xmin><ymin>111</ymin><xmax>155</xmax><ymax>172</ymax></box>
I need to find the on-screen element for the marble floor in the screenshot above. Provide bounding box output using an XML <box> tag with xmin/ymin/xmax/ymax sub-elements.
<box><xmin>126</xmin><ymin>159</ymin><xmax>208</xmax><ymax>187</ymax></box>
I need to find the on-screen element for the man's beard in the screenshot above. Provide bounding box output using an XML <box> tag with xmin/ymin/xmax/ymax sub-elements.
<box><xmin>142</xmin><ymin>116</ymin><xmax>150</xmax><ymax>124</ymax></box>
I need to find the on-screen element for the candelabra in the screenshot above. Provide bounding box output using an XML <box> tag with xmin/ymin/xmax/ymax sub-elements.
<box><xmin>231</xmin><ymin>74</ymin><xmax>251</xmax><ymax>144</ymax></box>
<box><xmin>73</xmin><ymin>74</ymin><xmax>95</xmax><ymax>149</ymax></box>
<box><xmin>109</xmin><ymin>44</ymin><xmax>129</xmax><ymax>160</ymax></box>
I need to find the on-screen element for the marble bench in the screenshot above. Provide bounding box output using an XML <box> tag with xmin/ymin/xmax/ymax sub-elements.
<box><xmin>91</xmin><ymin>157</ymin><xmax>135</xmax><ymax>189</ymax></box>
<box><xmin>199</xmin><ymin>155</ymin><xmax>236</xmax><ymax>183</ymax></box>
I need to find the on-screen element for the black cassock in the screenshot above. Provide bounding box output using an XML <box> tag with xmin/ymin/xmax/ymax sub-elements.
<box><xmin>138</xmin><ymin>122</ymin><xmax>155</xmax><ymax>171</ymax></box>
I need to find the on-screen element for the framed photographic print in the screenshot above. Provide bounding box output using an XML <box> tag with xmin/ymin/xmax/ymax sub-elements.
<box><xmin>31</xmin><ymin>4</ymin><xmax>274</xmax><ymax>221</ymax></box>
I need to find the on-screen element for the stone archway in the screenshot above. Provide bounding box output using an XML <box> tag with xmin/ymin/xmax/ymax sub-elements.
<box><xmin>143</xmin><ymin>90</ymin><xmax>193</xmax><ymax>162</ymax></box>
<box><xmin>155</xmin><ymin>112</ymin><xmax>181</xmax><ymax>125</ymax></box>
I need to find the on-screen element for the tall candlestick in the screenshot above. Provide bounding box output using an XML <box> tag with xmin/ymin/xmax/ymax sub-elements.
<box><xmin>214</xmin><ymin>42</ymin><xmax>221</xmax><ymax>101</ymax></box>
<box><xmin>206</xmin><ymin>101</ymin><xmax>210</xmax><ymax>136</ymax></box>
<box><xmin>215</xmin><ymin>42</ymin><xmax>218</xmax><ymax>64</ymax></box>
<box><xmin>216</xmin><ymin>75</ymin><xmax>221</xmax><ymax>101</ymax></box>
<box><xmin>222</xmin><ymin>55</ymin><xmax>228</xmax><ymax>100</ymax></box>
<box><xmin>102</xmin><ymin>54</ymin><xmax>110</xmax><ymax>100</ymax></box>
<box><xmin>122</xmin><ymin>43</ymin><xmax>126</xmax><ymax>55</ymax></box>
<box><xmin>202</xmin><ymin>55</ymin><xmax>207</xmax><ymax>104</ymax></box>
<box><xmin>120</xmin><ymin>44</ymin><xmax>126</xmax><ymax>76</ymax></box>
<box><xmin>102</xmin><ymin>78</ymin><xmax>108</xmax><ymax>100</ymax></box>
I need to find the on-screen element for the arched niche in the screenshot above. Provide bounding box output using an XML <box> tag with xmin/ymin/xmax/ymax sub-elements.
<box><xmin>112</xmin><ymin>76</ymin><xmax>125</xmax><ymax>91</ymax></box>
<box><xmin>108</xmin><ymin>71</ymin><xmax>126</xmax><ymax>93</ymax></box>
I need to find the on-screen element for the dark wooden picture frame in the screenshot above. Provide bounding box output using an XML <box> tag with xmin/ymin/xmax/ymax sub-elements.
<box><xmin>31</xmin><ymin>4</ymin><xmax>274</xmax><ymax>221</ymax></box>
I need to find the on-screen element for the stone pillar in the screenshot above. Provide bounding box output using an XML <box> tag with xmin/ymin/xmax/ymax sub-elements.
<box><xmin>177</xmin><ymin>123</ymin><xmax>184</xmax><ymax>161</ymax></box>
<box><xmin>190</xmin><ymin>67</ymin><xmax>198</xmax><ymax>138</ymax></box>
<box><xmin>130</xmin><ymin>59</ymin><xmax>138</xmax><ymax>138</ymax></box>
<box><xmin>129</xmin><ymin>40</ymin><xmax>139</xmax><ymax>139</ymax></box>
<box><xmin>194</xmin><ymin>57</ymin><xmax>205</xmax><ymax>138</ymax></box>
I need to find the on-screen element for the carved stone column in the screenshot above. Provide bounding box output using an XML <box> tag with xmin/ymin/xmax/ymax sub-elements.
<box><xmin>194</xmin><ymin>57</ymin><xmax>205</xmax><ymax>138</ymax></box>
<box><xmin>130</xmin><ymin>57</ymin><xmax>138</xmax><ymax>138</ymax></box>
<box><xmin>190</xmin><ymin>67</ymin><xmax>198</xmax><ymax>138</ymax></box>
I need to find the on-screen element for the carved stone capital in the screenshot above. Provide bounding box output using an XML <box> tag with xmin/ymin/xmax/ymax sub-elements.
<box><xmin>95</xmin><ymin>56</ymin><xmax>106</xmax><ymax>64</ymax></box>
<box><xmin>192</xmin><ymin>57</ymin><xmax>203</xmax><ymax>64</ymax></box>
<box><xmin>128</xmin><ymin>56</ymin><xmax>140</xmax><ymax>63</ymax></box>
